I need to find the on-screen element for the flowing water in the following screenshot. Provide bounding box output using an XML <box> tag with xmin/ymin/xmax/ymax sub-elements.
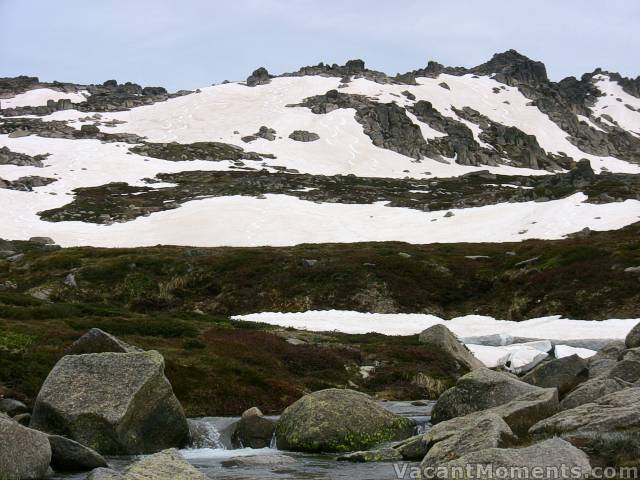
<box><xmin>51</xmin><ymin>400</ymin><xmax>434</xmax><ymax>480</ymax></box>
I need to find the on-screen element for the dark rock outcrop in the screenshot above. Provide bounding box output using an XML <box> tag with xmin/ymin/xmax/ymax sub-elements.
<box><xmin>0</xmin><ymin>147</ymin><xmax>48</xmax><ymax>167</ymax></box>
<box><xmin>289</xmin><ymin>130</ymin><xmax>320</xmax><ymax>142</ymax></box>
<box><xmin>246</xmin><ymin>67</ymin><xmax>272</xmax><ymax>87</ymax></box>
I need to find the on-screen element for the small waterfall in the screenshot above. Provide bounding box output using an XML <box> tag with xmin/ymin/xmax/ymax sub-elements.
<box><xmin>188</xmin><ymin>419</ymin><xmax>225</xmax><ymax>449</ymax></box>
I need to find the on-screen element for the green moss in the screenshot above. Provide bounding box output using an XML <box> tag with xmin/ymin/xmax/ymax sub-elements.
<box><xmin>0</xmin><ymin>330</ymin><xmax>34</xmax><ymax>351</ymax></box>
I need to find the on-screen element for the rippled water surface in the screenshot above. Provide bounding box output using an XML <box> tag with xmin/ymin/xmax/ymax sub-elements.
<box><xmin>51</xmin><ymin>400</ymin><xmax>434</xmax><ymax>480</ymax></box>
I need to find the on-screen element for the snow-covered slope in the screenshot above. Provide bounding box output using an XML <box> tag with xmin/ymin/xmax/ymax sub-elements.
<box><xmin>1</xmin><ymin>52</ymin><xmax>639</xmax><ymax>247</ymax></box>
<box><xmin>0</xmin><ymin>88</ymin><xmax>88</xmax><ymax>109</ymax></box>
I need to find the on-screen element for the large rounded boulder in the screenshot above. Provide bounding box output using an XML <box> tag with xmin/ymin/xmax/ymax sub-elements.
<box><xmin>0</xmin><ymin>415</ymin><xmax>51</xmax><ymax>480</ymax></box>
<box><xmin>625</xmin><ymin>323</ymin><xmax>640</xmax><ymax>349</ymax></box>
<box><xmin>275</xmin><ymin>389</ymin><xmax>414</xmax><ymax>453</ymax></box>
<box><xmin>30</xmin><ymin>351</ymin><xmax>189</xmax><ymax>455</ymax></box>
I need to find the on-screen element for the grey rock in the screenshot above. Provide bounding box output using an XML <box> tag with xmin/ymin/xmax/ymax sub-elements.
<box><xmin>420</xmin><ymin>412</ymin><xmax>517</xmax><ymax>469</ymax></box>
<box><xmin>0</xmin><ymin>415</ymin><xmax>52</xmax><ymax>480</ymax></box>
<box><xmin>12</xmin><ymin>413</ymin><xmax>31</xmax><ymax>426</ymax></box>
<box><xmin>64</xmin><ymin>273</ymin><xmax>77</xmax><ymax>288</ymax></box>
<box><xmin>28</xmin><ymin>236</ymin><xmax>55</xmax><ymax>245</ymax></box>
<box><xmin>122</xmin><ymin>449</ymin><xmax>204</xmax><ymax>479</ymax></box>
<box><xmin>588</xmin><ymin>341</ymin><xmax>626</xmax><ymax>378</ymax></box>
<box><xmin>621</xmin><ymin>347</ymin><xmax>640</xmax><ymax>362</ymax></box>
<box><xmin>418</xmin><ymin>324</ymin><xmax>484</xmax><ymax>376</ymax></box>
<box><xmin>8</xmin><ymin>129</ymin><xmax>31</xmax><ymax>138</ymax></box>
<box><xmin>275</xmin><ymin>388</ymin><xmax>414</xmax><ymax>453</ymax></box>
<box><xmin>431</xmin><ymin>368</ymin><xmax>543</xmax><ymax>424</ymax></box>
<box><xmin>289</xmin><ymin>130</ymin><xmax>320</xmax><ymax>142</ymax></box>
<box><xmin>49</xmin><ymin>434</ymin><xmax>108</xmax><ymax>472</ymax></box>
<box><xmin>486</xmin><ymin>388</ymin><xmax>559</xmax><ymax>437</ymax></box>
<box><xmin>439</xmin><ymin>438</ymin><xmax>591</xmax><ymax>479</ymax></box>
<box><xmin>246</xmin><ymin>67</ymin><xmax>271</xmax><ymax>87</ymax></box>
<box><xmin>393</xmin><ymin>434</ymin><xmax>429</xmax><ymax>460</ymax></box>
<box><xmin>607</xmin><ymin>359</ymin><xmax>640</xmax><ymax>383</ymax></box>
<box><xmin>560</xmin><ymin>377</ymin><xmax>631</xmax><ymax>410</ymax></box>
<box><xmin>0</xmin><ymin>398</ymin><xmax>28</xmax><ymax>417</ymax></box>
<box><xmin>625</xmin><ymin>323</ymin><xmax>640</xmax><ymax>348</ymax></box>
<box><xmin>530</xmin><ymin>387</ymin><xmax>640</xmax><ymax>466</ymax></box>
<box><xmin>30</xmin><ymin>351</ymin><xmax>189</xmax><ymax>455</ymax></box>
<box><xmin>80</xmin><ymin>124</ymin><xmax>100</xmax><ymax>134</ymax></box>
<box><xmin>338</xmin><ymin>447</ymin><xmax>402</xmax><ymax>462</ymax></box>
<box><xmin>86</xmin><ymin>468</ymin><xmax>123</xmax><ymax>480</ymax></box>
<box><xmin>521</xmin><ymin>354</ymin><xmax>588</xmax><ymax>397</ymax></box>
<box><xmin>231</xmin><ymin>408</ymin><xmax>276</xmax><ymax>449</ymax></box>
<box><xmin>6</xmin><ymin>253</ymin><xmax>24</xmax><ymax>263</ymax></box>
<box><xmin>67</xmin><ymin>328</ymin><xmax>142</xmax><ymax>355</ymax></box>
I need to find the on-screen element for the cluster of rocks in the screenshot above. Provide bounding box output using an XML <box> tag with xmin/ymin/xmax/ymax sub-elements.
<box><xmin>0</xmin><ymin>117</ymin><xmax>144</xmax><ymax>144</ymax></box>
<box><xmin>288</xmin><ymin>130</ymin><xmax>320</xmax><ymax>142</ymax></box>
<box><xmin>241</xmin><ymin>125</ymin><xmax>277</xmax><ymax>142</ymax></box>
<box><xmin>0</xmin><ymin>175</ymin><xmax>56</xmax><ymax>191</ymax></box>
<box><xmin>296</xmin><ymin>88</ymin><xmax>576</xmax><ymax>170</ymax></box>
<box><xmin>0</xmin><ymin>77</ymin><xmax>191</xmax><ymax>117</ymax></box>
<box><xmin>281</xmin><ymin>51</ymin><xmax>640</xmax><ymax>167</ymax></box>
<box><xmin>411</xmin><ymin>50</ymin><xmax>640</xmax><ymax>165</ymax></box>
<box><xmin>280</xmin><ymin>59</ymin><xmax>411</xmax><ymax>85</ymax></box>
<box><xmin>129</xmin><ymin>140</ymin><xmax>273</xmax><ymax>162</ymax></box>
<box><xmin>0</xmin><ymin>76</ymin><xmax>78</xmax><ymax>100</ymax></box>
<box><xmin>38</xmin><ymin>157</ymin><xmax>640</xmax><ymax>225</ymax></box>
<box><xmin>335</xmin><ymin>323</ymin><xmax>640</xmax><ymax>474</ymax></box>
<box><xmin>0</xmin><ymin>329</ymin><xmax>195</xmax><ymax>479</ymax></box>
<box><xmin>0</xmin><ymin>146</ymin><xmax>48</xmax><ymax>167</ymax></box>
<box><xmin>297</xmin><ymin>89</ymin><xmax>430</xmax><ymax>160</ymax></box>
<box><xmin>246</xmin><ymin>67</ymin><xmax>272</xmax><ymax>87</ymax></box>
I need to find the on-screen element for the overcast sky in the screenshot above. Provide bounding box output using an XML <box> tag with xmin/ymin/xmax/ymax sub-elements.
<box><xmin>1</xmin><ymin>0</ymin><xmax>638</xmax><ymax>91</ymax></box>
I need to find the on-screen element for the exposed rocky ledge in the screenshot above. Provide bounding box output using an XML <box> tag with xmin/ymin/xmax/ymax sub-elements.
<box><xmin>37</xmin><ymin>160</ymin><xmax>640</xmax><ymax>225</ymax></box>
<box><xmin>0</xmin><ymin>146</ymin><xmax>49</xmax><ymax>167</ymax></box>
<box><xmin>296</xmin><ymin>89</ymin><xmax>571</xmax><ymax>170</ymax></box>
<box><xmin>0</xmin><ymin>77</ymin><xmax>191</xmax><ymax>116</ymax></box>
<box><xmin>0</xmin><ymin>175</ymin><xmax>56</xmax><ymax>191</ymax></box>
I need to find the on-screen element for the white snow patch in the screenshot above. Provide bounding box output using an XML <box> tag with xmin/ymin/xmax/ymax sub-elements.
<box><xmin>592</xmin><ymin>75</ymin><xmax>640</xmax><ymax>135</ymax></box>
<box><xmin>2</xmin><ymin>190</ymin><xmax>638</xmax><ymax>248</ymax></box>
<box><xmin>1</xmin><ymin>88</ymin><xmax>87</xmax><ymax>109</ymax></box>
<box><xmin>468</xmin><ymin>342</ymin><xmax>550</xmax><ymax>373</ymax></box>
<box><xmin>554</xmin><ymin>344</ymin><xmax>597</xmax><ymax>359</ymax></box>
<box><xmin>231</xmin><ymin>310</ymin><xmax>640</xmax><ymax>339</ymax></box>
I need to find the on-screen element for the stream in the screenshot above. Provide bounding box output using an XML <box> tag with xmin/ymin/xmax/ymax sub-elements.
<box><xmin>51</xmin><ymin>400</ymin><xmax>434</xmax><ymax>480</ymax></box>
